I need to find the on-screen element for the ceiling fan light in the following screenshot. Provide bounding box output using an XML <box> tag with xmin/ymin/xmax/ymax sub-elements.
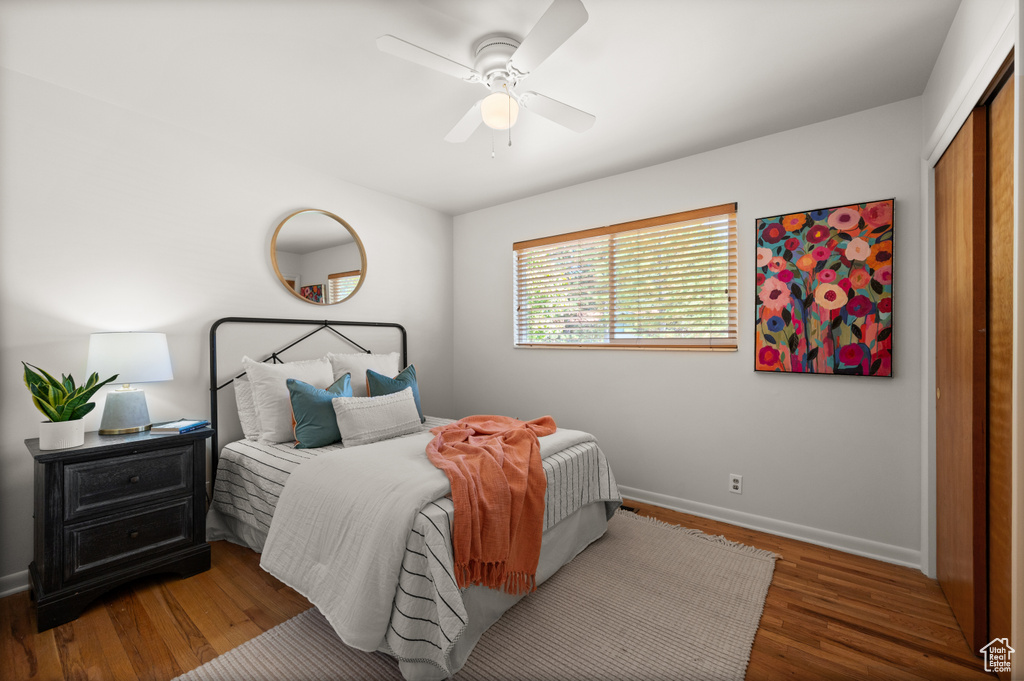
<box><xmin>481</xmin><ymin>92</ymin><xmax>519</xmax><ymax>130</ymax></box>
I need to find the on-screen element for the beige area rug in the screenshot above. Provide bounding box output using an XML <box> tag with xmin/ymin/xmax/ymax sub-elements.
<box><xmin>176</xmin><ymin>510</ymin><xmax>778</xmax><ymax>681</ymax></box>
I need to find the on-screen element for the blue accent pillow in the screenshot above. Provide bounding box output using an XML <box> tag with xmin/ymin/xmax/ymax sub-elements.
<box><xmin>287</xmin><ymin>373</ymin><xmax>352</xmax><ymax>449</ymax></box>
<box><xmin>366</xmin><ymin>364</ymin><xmax>424</xmax><ymax>423</ymax></box>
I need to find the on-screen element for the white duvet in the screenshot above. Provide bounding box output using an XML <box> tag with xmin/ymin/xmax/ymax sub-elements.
<box><xmin>261</xmin><ymin>430</ymin><xmax>446</xmax><ymax>650</ymax></box>
<box><xmin>260</xmin><ymin>426</ymin><xmax>598</xmax><ymax>654</ymax></box>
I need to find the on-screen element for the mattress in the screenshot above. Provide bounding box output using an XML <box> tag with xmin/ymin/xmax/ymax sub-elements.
<box><xmin>206</xmin><ymin>417</ymin><xmax>620</xmax><ymax>679</ymax></box>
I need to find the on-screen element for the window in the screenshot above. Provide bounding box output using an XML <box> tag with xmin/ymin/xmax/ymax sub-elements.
<box><xmin>328</xmin><ymin>270</ymin><xmax>361</xmax><ymax>303</ymax></box>
<box><xmin>513</xmin><ymin>203</ymin><xmax>737</xmax><ymax>350</ymax></box>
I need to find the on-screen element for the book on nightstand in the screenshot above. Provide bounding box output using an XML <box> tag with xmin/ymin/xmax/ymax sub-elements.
<box><xmin>151</xmin><ymin>419</ymin><xmax>210</xmax><ymax>434</ymax></box>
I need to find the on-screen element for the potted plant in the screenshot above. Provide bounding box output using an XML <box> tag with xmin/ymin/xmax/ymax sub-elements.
<box><xmin>23</xmin><ymin>362</ymin><xmax>118</xmax><ymax>450</ymax></box>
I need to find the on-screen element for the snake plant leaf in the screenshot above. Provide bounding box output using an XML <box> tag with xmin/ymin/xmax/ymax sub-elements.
<box><xmin>61</xmin><ymin>373</ymin><xmax>75</xmax><ymax>392</ymax></box>
<box><xmin>22</xmin><ymin>363</ymin><xmax>48</xmax><ymax>392</ymax></box>
<box><xmin>58</xmin><ymin>394</ymin><xmax>95</xmax><ymax>422</ymax></box>
<box><xmin>30</xmin><ymin>385</ymin><xmax>66</xmax><ymax>421</ymax></box>
<box><xmin>52</xmin><ymin>403</ymin><xmax>71</xmax><ymax>421</ymax></box>
<box><xmin>82</xmin><ymin>372</ymin><xmax>99</xmax><ymax>390</ymax></box>
<box><xmin>74</xmin><ymin>374</ymin><xmax>118</xmax><ymax>405</ymax></box>
<box><xmin>31</xmin><ymin>394</ymin><xmax>62</xmax><ymax>422</ymax></box>
<box><xmin>69</xmin><ymin>402</ymin><xmax>96</xmax><ymax>420</ymax></box>
<box><xmin>53</xmin><ymin>382</ymin><xmax>71</xmax><ymax>405</ymax></box>
<box><xmin>26</xmin><ymin>382</ymin><xmax>44</xmax><ymax>402</ymax></box>
<box><xmin>27</xmin><ymin>363</ymin><xmax>65</xmax><ymax>392</ymax></box>
<box><xmin>63</xmin><ymin>393</ymin><xmax>90</xmax><ymax>416</ymax></box>
<box><xmin>28</xmin><ymin>382</ymin><xmax>51</xmax><ymax>404</ymax></box>
<box><xmin>45</xmin><ymin>383</ymin><xmax>64</xmax><ymax>408</ymax></box>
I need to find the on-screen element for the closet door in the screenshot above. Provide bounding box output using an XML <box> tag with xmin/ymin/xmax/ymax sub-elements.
<box><xmin>986</xmin><ymin>73</ymin><xmax>1013</xmax><ymax>656</ymax></box>
<box><xmin>934</xmin><ymin>107</ymin><xmax>987</xmax><ymax>652</ymax></box>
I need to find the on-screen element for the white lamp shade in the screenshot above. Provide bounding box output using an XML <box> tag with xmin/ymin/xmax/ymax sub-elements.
<box><xmin>481</xmin><ymin>92</ymin><xmax>519</xmax><ymax>130</ymax></box>
<box><xmin>86</xmin><ymin>332</ymin><xmax>173</xmax><ymax>384</ymax></box>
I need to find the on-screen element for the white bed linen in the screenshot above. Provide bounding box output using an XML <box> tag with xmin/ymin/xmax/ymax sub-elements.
<box><xmin>393</xmin><ymin>501</ymin><xmax>610</xmax><ymax>681</ymax></box>
<box><xmin>261</xmin><ymin>428</ymin><xmax>449</xmax><ymax>650</ymax></box>
<box><xmin>207</xmin><ymin>417</ymin><xmax>451</xmax><ymax>550</ymax></box>
<box><xmin>207</xmin><ymin>420</ymin><xmax>620</xmax><ymax>677</ymax></box>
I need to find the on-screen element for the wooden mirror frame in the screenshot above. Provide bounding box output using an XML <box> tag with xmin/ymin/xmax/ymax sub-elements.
<box><xmin>270</xmin><ymin>208</ymin><xmax>367</xmax><ymax>305</ymax></box>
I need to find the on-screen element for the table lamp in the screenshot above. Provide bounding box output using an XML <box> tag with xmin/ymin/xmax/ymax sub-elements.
<box><xmin>86</xmin><ymin>332</ymin><xmax>173</xmax><ymax>434</ymax></box>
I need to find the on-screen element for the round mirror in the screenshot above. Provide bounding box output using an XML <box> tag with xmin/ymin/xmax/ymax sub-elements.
<box><xmin>271</xmin><ymin>209</ymin><xmax>366</xmax><ymax>305</ymax></box>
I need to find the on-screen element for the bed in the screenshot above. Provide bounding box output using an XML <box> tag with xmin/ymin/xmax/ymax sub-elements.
<box><xmin>205</xmin><ymin>317</ymin><xmax>621</xmax><ymax>680</ymax></box>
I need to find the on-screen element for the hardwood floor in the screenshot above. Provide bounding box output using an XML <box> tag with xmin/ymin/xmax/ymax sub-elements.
<box><xmin>1</xmin><ymin>541</ymin><xmax>308</xmax><ymax>681</ymax></box>
<box><xmin>627</xmin><ymin>500</ymin><xmax>991</xmax><ymax>681</ymax></box>
<box><xmin>1</xmin><ymin>502</ymin><xmax>992</xmax><ymax>680</ymax></box>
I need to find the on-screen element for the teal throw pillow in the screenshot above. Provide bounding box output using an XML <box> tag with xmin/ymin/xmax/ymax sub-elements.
<box><xmin>366</xmin><ymin>364</ymin><xmax>424</xmax><ymax>423</ymax></box>
<box><xmin>287</xmin><ymin>373</ymin><xmax>352</xmax><ymax>449</ymax></box>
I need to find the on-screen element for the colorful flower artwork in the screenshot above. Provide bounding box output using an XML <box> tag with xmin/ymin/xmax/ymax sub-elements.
<box><xmin>755</xmin><ymin>199</ymin><xmax>893</xmax><ymax>376</ymax></box>
<box><xmin>300</xmin><ymin>283</ymin><xmax>324</xmax><ymax>303</ymax></box>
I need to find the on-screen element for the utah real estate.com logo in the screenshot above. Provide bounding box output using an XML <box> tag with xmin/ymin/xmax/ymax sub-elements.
<box><xmin>980</xmin><ymin>638</ymin><xmax>1014</xmax><ymax>674</ymax></box>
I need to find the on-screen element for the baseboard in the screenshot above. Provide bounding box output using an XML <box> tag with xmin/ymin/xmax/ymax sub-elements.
<box><xmin>617</xmin><ymin>485</ymin><xmax>921</xmax><ymax>570</ymax></box>
<box><xmin>0</xmin><ymin>570</ymin><xmax>29</xmax><ymax>598</ymax></box>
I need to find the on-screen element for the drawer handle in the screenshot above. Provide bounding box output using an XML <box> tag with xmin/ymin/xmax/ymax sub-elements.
<box><xmin>129</xmin><ymin>530</ymin><xmax>139</xmax><ymax>539</ymax></box>
<box><xmin>129</xmin><ymin>475</ymin><xmax>140</xmax><ymax>484</ymax></box>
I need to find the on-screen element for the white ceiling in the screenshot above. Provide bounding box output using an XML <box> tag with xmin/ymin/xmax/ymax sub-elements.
<box><xmin>0</xmin><ymin>0</ymin><xmax>960</xmax><ymax>216</ymax></box>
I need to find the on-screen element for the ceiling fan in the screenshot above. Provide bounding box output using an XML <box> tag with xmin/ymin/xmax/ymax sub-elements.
<box><xmin>377</xmin><ymin>0</ymin><xmax>596</xmax><ymax>143</ymax></box>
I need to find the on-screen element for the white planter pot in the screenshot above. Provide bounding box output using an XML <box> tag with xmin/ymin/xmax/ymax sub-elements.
<box><xmin>38</xmin><ymin>420</ymin><xmax>85</xmax><ymax>450</ymax></box>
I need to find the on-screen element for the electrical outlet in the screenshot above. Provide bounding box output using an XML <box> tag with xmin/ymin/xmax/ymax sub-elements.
<box><xmin>729</xmin><ymin>474</ymin><xmax>743</xmax><ymax>494</ymax></box>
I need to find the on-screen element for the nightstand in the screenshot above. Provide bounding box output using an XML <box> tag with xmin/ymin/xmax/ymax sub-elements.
<box><xmin>26</xmin><ymin>427</ymin><xmax>213</xmax><ymax>632</ymax></box>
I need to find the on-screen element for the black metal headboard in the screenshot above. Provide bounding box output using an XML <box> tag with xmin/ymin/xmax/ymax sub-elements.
<box><xmin>208</xmin><ymin>316</ymin><xmax>407</xmax><ymax>485</ymax></box>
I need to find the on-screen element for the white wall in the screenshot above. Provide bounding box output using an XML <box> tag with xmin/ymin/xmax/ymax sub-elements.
<box><xmin>0</xmin><ymin>69</ymin><xmax>455</xmax><ymax>591</ymax></box>
<box><xmin>922</xmin><ymin>0</ymin><xmax>1016</xmax><ymax>159</ymax></box>
<box><xmin>453</xmin><ymin>98</ymin><xmax>924</xmax><ymax>566</ymax></box>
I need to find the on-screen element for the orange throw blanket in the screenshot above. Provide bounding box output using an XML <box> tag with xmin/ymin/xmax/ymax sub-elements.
<box><xmin>426</xmin><ymin>415</ymin><xmax>554</xmax><ymax>595</ymax></box>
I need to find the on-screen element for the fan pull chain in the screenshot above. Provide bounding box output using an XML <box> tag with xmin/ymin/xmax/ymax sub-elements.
<box><xmin>491</xmin><ymin>128</ymin><xmax>495</xmax><ymax>159</ymax></box>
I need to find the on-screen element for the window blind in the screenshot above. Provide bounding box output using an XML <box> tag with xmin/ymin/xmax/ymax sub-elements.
<box><xmin>513</xmin><ymin>204</ymin><xmax>737</xmax><ymax>349</ymax></box>
<box><xmin>328</xmin><ymin>270</ymin><xmax>360</xmax><ymax>303</ymax></box>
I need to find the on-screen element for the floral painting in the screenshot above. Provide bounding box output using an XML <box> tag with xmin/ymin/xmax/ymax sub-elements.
<box><xmin>300</xmin><ymin>283</ymin><xmax>324</xmax><ymax>303</ymax></box>
<box><xmin>755</xmin><ymin>199</ymin><xmax>893</xmax><ymax>376</ymax></box>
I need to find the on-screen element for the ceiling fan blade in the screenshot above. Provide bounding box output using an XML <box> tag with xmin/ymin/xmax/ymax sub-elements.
<box><xmin>519</xmin><ymin>91</ymin><xmax>595</xmax><ymax>132</ymax></box>
<box><xmin>445</xmin><ymin>100</ymin><xmax>484</xmax><ymax>143</ymax></box>
<box><xmin>377</xmin><ymin>35</ymin><xmax>481</xmax><ymax>83</ymax></box>
<box><xmin>507</xmin><ymin>0</ymin><xmax>588</xmax><ymax>76</ymax></box>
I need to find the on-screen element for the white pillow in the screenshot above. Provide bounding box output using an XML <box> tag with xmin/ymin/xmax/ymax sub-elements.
<box><xmin>242</xmin><ymin>356</ymin><xmax>334</xmax><ymax>443</ymax></box>
<box><xmin>332</xmin><ymin>388</ymin><xmax>422</xmax><ymax>447</ymax></box>
<box><xmin>233</xmin><ymin>374</ymin><xmax>260</xmax><ymax>441</ymax></box>
<box><xmin>325</xmin><ymin>351</ymin><xmax>401</xmax><ymax>397</ymax></box>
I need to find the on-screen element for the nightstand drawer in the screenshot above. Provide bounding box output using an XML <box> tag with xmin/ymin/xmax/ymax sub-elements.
<box><xmin>63</xmin><ymin>497</ymin><xmax>193</xmax><ymax>582</ymax></box>
<box><xmin>64</xmin><ymin>445</ymin><xmax>192</xmax><ymax>521</ymax></box>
